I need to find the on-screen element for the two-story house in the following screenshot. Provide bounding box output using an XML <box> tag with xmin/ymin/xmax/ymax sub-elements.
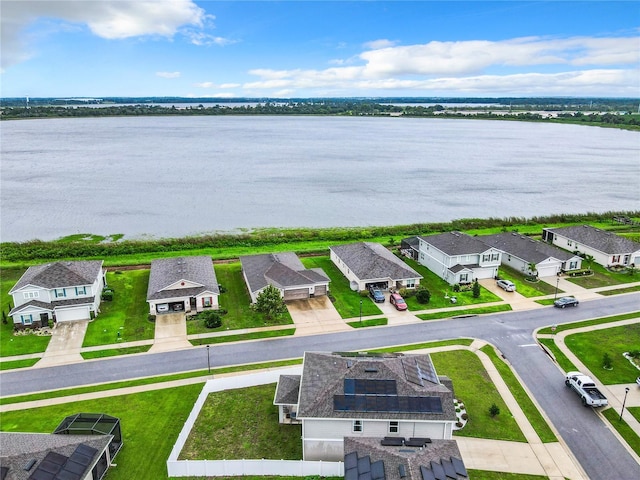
<box><xmin>9</xmin><ymin>260</ymin><xmax>106</xmax><ymax>329</ymax></box>
<box><xmin>274</xmin><ymin>351</ymin><xmax>456</xmax><ymax>461</ymax></box>
<box><xmin>416</xmin><ymin>232</ymin><xmax>502</xmax><ymax>285</ymax></box>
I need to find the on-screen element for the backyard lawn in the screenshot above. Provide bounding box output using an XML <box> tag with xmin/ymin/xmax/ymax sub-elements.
<box><xmin>83</xmin><ymin>270</ymin><xmax>155</xmax><ymax>347</ymax></box>
<box><xmin>564</xmin><ymin>322</ymin><xmax>640</xmax><ymax>384</ymax></box>
<box><xmin>300</xmin><ymin>256</ymin><xmax>382</xmax><ymax>319</ymax></box>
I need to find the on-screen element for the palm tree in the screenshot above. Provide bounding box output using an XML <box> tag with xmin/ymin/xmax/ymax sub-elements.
<box><xmin>584</xmin><ymin>254</ymin><xmax>595</xmax><ymax>271</ymax></box>
<box><xmin>527</xmin><ymin>262</ymin><xmax>538</xmax><ymax>278</ymax></box>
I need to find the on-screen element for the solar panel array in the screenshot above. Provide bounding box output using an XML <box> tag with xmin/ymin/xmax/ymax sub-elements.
<box><xmin>28</xmin><ymin>444</ymin><xmax>98</xmax><ymax>480</ymax></box>
<box><xmin>334</xmin><ymin>394</ymin><xmax>443</xmax><ymax>413</ymax></box>
<box><xmin>344</xmin><ymin>452</ymin><xmax>386</xmax><ymax>480</ymax></box>
<box><xmin>403</xmin><ymin>358</ymin><xmax>424</xmax><ymax>387</ymax></box>
<box><xmin>344</xmin><ymin>378</ymin><xmax>397</xmax><ymax>395</ymax></box>
<box><xmin>416</xmin><ymin>357</ymin><xmax>439</xmax><ymax>385</ymax></box>
<box><xmin>419</xmin><ymin>456</ymin><xmax>468</xmax><ymax>480</ymax></box>
<box><xmin>403</xmin><ymin>357</ymin><xmax>440</xmax><ymax>387</ymax></box>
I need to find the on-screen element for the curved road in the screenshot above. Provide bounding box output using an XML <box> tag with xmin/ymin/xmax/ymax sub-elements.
<box><xmin>2</xmin><ymin>293</ymin><xmax>639</xmax><ymax>478</ymax></box>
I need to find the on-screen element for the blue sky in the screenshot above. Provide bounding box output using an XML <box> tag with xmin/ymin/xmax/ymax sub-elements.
<box><xmin>1</xmin><ymin>1</ymin><xmax>639</xmax><ymax>98</ymax></box>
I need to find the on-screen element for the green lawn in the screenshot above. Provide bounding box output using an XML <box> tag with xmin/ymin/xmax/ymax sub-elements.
<box><xmin>416</xmin><ymin>304</ymin><xmax>512</xmax><ymax>321</ymax></box>
<box><xmin>180</xmin><ymin>383</ymin><xmax>302</xmax><ymax>460</ymax></box>
<box><xmin>565</xmin><ymin>262</ymin><xmax>632</xmax><ymax>288</ymax></box>
<box><xmin>189</xmin><ymin>328</ymin><xmax>296</xmax><ymax>346</ymax></box>
<box><xmin>537</xmin><ymin>338</ymin><xmax>577</xmax><ymax>373</ymax></box>
<box><xmin>348</xmin><ymin>318</ymin><xmax>388</xmax><ymax>328</ymax></box>
<box><xmin>83</xmin><ymin>270</ymin><xmax>155</xmax><ymax>347</ymax></box>
<box><xmin>599</xmin><ymin>284</ymin><xmax>640</xmax><ymax>296</ymax></box>
<box><xmin>564</xmin><ymin>323</ymin><xmax>640</xmax><ymax>384</ymax></box>
<box><xmin>300</xmin><ymin>256</ymin><xmax>382</xmax><ymax>318</ymax></box>
<box><xmin>537</xmin><ymin>311</ymin><xmax>640</xmax><ymax>335</ymax></box>
<box><xmin>81</xmin><ymin>345</ymin><xmax>151</xmax><ymax>359</ymax></box>
<box><xmin>432</xmin><ymin>350</ymin><xmax>526</xmax><ymax>442</ymax></box>
<box><xmin>602</xmin><ymin>407</ymin><xmax>640</xmax><ymax>457</ymax></box>
<box><xmin>498</xmin><ymin>265</ymin><xmax>562</xmax><ymax>298</ymax></box>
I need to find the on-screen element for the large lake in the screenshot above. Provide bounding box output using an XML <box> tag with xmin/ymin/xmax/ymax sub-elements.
<box><xmin>1</xmin><ymin>116</ymin><xmax>638</xmax><ymax>242</ymax></box>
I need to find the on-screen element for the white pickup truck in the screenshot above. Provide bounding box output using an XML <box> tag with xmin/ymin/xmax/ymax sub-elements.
<box><xmin>565</xmin><ymin>371</ymin><xmax>608</xmax><ymax>407</ymax></box>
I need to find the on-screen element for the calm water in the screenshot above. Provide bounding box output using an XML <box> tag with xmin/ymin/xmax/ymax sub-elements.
<box><xmin>1</xmin><ymin>116</ymin><xmax>638</xmax><ymax>242</ymax></box>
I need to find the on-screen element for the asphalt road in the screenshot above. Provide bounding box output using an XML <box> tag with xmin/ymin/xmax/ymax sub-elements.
<box><xmin>2</xmin><ymin>293</ymin><xmax>639</xmax><ymax>478</ymax></box>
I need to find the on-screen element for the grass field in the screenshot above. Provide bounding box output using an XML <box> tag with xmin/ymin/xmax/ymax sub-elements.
<box><xmin>496</xmin><ymin>265</ymin><xmax>562</xmax><ymax>298</ymax></box>
<box><xmin>602</xmin><ymin>407</ymin><xmax>640</xmax><ymax>457</ymax></box>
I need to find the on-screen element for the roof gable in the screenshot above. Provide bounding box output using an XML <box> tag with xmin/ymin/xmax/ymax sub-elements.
<box><xmin>545</xmin><ymin>225</ymin><xmax>640</xmax><ymax>255</ymax></box>
<box><xmin>147</xmin><ymin>256</ymin><xmax>219</xmax><ymax>301</ymax></box>
<box><xmin>330</xmin><ymin>242</ymin><xmax>422</xmax><ymax>281</ymax></box>
<box><xmin>419</xmin><ymin>232</ymin><xmax>492</xmax><ymax>256</ymax></box>
<box><xmin>241</xmin><ymin>252</ymin><xmax>329</xmax><ymax>294</ymax></box>
<box><xmin>480</xmin><ymin>232</ymin><xmax>577</xmax><ymax>263</ymax></box>
<box><xmin>10</xmin><ymin>261</ymin><xmax>103</xmax><ymax>293</ymax></box>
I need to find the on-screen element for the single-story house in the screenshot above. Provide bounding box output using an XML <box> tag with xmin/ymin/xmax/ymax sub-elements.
<box><xmin>275</xmin><ymin>351</ymin><xmax>456</xmax><ymax>461</ymax></box>
<box><xmin>479</xmin><ymin>232</ymin><xmax>583</xmax><ymax>277</ymax></box>
<box><xmin>416</xmin><ymin>232</ymin><xmax>502</xmax><ymax>285</ymax></box>
<box><xmin>240</xmin><ymin>252</ymin><xmax>330</xmax><ymax>303</ymax></box>
<box><xmin>330</xmin><ymin>242</ymin><xmax>422</xmax><ymax>291</ymax></box>
<box><xmin>146</xmin><ymin>256</ymin><xmax>219</xmax><ymax>315</ymax></box>
<box><xmin>542</xmin><ymin>225</ymin><xmax>640</xmax><ymax>268</ymax></box>
<box><xmin>344</xmin><ymin>436</ymin><xmax>468</xmax><ymax>480</ymax></box>
<box><xmin>9</xmin><ymin>260</ymin><xmax>106</xmax><ymax>329</ymax></box>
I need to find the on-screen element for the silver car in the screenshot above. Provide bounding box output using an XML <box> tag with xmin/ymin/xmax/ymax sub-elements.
<box><xmin>496</xmin><ymin>279</ymin><xmax>516</xmax><ymax>292</ymax></box>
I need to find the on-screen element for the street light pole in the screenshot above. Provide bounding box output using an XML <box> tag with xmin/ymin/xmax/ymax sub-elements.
<box><xmin>619</xmin><ymin>387</ymin><xmax>630</xmax><ymax>421</ymax></box>
<box><xmin>554</xmin><ymin>277</ymin><xmax>560</xmax><ymax>300</ymax></box>
<box><xmin>359</xmin><ymin>299</ymin><xmax>363</xmax><ymax>324</ymax></box>
<box><xmin>206</xmin><ymin>344</ymin><xmax>211</xmax><ymax>374</ymax></box>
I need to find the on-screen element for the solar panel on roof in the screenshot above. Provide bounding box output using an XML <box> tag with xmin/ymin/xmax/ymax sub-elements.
<box><xmin>62</xmin><ymin>460</ymin><xmax>86</xmax><ymax>475</ymax></box>
<box><xmin>68</xmin><ymin>452</ymin><xmax>91</xmax><ymax>467</ymax></box>
<box><xmin>345</xmin><ymin>468</ymin><xmax>358</xmax><ymax>480</ymax></box>
<box><xmin>430</xmin><ymin>461</ymin><xmax>446</xmax><ymax>480</ymax></box>
<box><xmin>420</xmin><ymin>465</ymin><xmax>436</xmax><ymax>480</ymax></box>
<box><xmin>44</xmin><ymin>452</ymin><xmax>66</xmax><ymax>466</ymax></box>
<box><xmin>75</xmin><ymin>444</ymin><xmax>97</xmax><ymax>458</ymax></box>
<box><xmin>416</xmin><ymin>357</ymin><xmax>439</xmax><ymax>385</ymax></box>
<box><xmin>451</xmin><ymin>457</ymin><xmax>468</xmax><ymax>477</ymax></box>
<box><xmin>334</xmin><ymin>395</ymin><xmax>442</xmax><ymax>413</ymax></box>
<box><xmin>357</xmin><ymin>455</ymin><xmax>371</xmax><ymax>473</ymax></box>
<box><xmin>55</xmin><ymin>469</ymin><xmax>81</xmax><ymax>480</ymax></box>
<box><xmin>346</xmin><ymin>379</ymin><xmax>397</xmax><ymax>395</ymax></box>
<box><xmin>402</xmin><ymin>358</ymin><xmax>424</xmax><ymax>387</ymax></box>
<box><xmin>441</xmin><ymin>459</ymin><xmax>457</xmax><ymax>479</ymax></box>
<box><xmin>370</xmin><ymin>460</ymin><xmax>385</xmax><ymax>480</ymax></box>
<box><xmin>345</xmin><ymin>452</ymin><xmax>358</xmax><ymax>469</ymax></box>
<box><xmin>345</xmin><ymin>379</ymin><xmax>356</xmax><ymax>395</ymax></box>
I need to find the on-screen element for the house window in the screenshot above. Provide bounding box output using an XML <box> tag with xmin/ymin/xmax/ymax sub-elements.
<box><xmin>612</xmin><ymin>255</ymin><xmax>621</xmax><ymax>263</ymax></box>
<box><xmin>569</xmin><ymin>261</ymin><xmax>578</xmax><ymax>269</ymax></box>
<box><xmin>75</xmin><ymin>286</ymin><xmax>86</xmax><ymax>295</ymax></box>
<box><xmin>23</xmin><ymin>291</ymin><xmax>39</xmax><ymax>299</ymax></box>
<box><xmin>55</xmin><ymin>288</ymin><xmax>66</xmax><ymax>298</ymax></box>
<box><xmin>568</xmin><ymin>240</ymin><xmax>573</xmax><ymax>247</ymax></box>
<box><xmin>460</xmin><ymin>273</ymin><xmax>469</xmax><ymax>282</ymax></box>
<box><xmin>21</xmin><ymin>314</ymin><xmax>33</xmax><ymax>325</ymax></box>
<box><xmin>491</xmin><ymin>253</ymin><xmax>499</xmax><ymax>261</ymax></box>
<box><xmin>624</xmin><ymin>255</ymin><xmax>630</xmax><ymax>265</ymax></box>
<box><xmin>352</xmin><ymin>420</ymin><xmax>363</xmax><ymax>432</ymax></box>
<box><xmin>406</xmin><ymin>279</ymin><xmax>415</xmax><ymax>288</ymax></box>
<box><xmin>482</xmin><ymin>254</ymin><xmax>490</xmax><ymax>262</ymax></box>
<box><xmin>389</xmin><ymin>421</ymin><xmax>399</xmax><ymax>433</ymax></box>
<box><xmin>203</xmin><ymin>297</ymin><xmax>212</xmax><ymax>307</ymax></box>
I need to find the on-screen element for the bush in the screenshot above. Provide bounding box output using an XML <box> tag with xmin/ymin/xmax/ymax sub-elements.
<box><xmin>472</xmin><ymin>280</ymin><xmax>480</xmax><ymax>298</ymax></box>
<box><xmin>101</xmin><ymin>290</ymin><xmax>113</xmax><ymax>301</ymax></box>
<box><xmin>452</xmin><ymin>284</ymin><xmax>461</xmax><ymax>292</ymax></box>
<box><xmin>602</xmin><ymin>352</ymin><xmax>612</xmax><ymax>369</ymax></box>
<box><xmin>628</xmin><ymin>350</ymin><xmax>640</xmax><ymax>359</ymax></box>
<box><xmin>359</xmin><ymin>290</ymin><xmax>370</xmax><ymax>297</ymax></box>
<box><xmin>461</xmin><ymin>413</ymin><xmax>468</xmax><ymax>420</ymax></box>
<box><xmin>200</xmin><ymin>310</ymin><xmax>222</xmax><ymax>329</ymax></box>
<box><xmin>147</xmin><ymin>314</ymin><xmax>156</xmax><ymax>322</ymax></box>
<box><xmin>489</xmin><ymin>403</ymin><xmax>500</xmax><ymax>417</ymax></box>
<box><xmin>218</xmin><ymin>284</ymin><xmax>227</xmax><ymax>293</ymax></box>
<box><xmin>415</xmin><ymin>289</ymin><xmax>431</xmax><ymax>304</ymax></box>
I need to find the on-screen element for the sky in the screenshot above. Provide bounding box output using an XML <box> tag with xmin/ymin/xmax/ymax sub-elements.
<box><xmin>1</xmin><ymin>0</ymin><xmax>639</xmax><ymax>98</ymax></box>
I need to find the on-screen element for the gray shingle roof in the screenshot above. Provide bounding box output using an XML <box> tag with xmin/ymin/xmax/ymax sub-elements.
<box><xmin>330</xmin><ymin>243</ymin><xmax>422</xmax><ymax>281</ymax></box>
<box><xmin>274</xmin><ymin>375</ymin><xmax>301</xmax><ymax>405</ymax></box>
<box><xmin>0</xmin><ymin>432</ymin><xmax>110</xmax><ymax>480</ymax></box>
<box><xmin>344</xmin><ymin>437</ymin><xmax>467</xmax><ymax>480</ymax></box>
<box><xmin>544</xmin><ymin>225</ymin><xmax>640</xmax><ymax>255</ymax></box>
<box><xmin>418</xmin><ymin>232</ymin><xmax>492</xmax><ymax>256</ymax></box>
<box><xmin>10</xmin><ymin>261</ymin><xmax>103</xmax><ymax>293</ymax></box>
<box><xmin>297</xmin><ymin>352</ymin><xmax>455</xmax><ymax>422</ymax></box>
<box><xmin>240</xmin><ymin>252</ymin><xmax>329</xmax><ymax>294</ymax></box>
<box><xmin>10</xmin><ymin>297</ymin><xmax>96</xmax><ymax>316</ymax></box>
<box><xmin>146</xmin><ymin>256</ymin><xmax>219</xmax><ymax>301</ymax></box>
<box><xmin>480</xmin><ymin>232</ymin><xmax>578</xmax><ymax>264</ymax></box>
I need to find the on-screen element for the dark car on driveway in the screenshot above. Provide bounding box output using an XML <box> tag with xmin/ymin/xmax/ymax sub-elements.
<box><xmin>554</xmin><ymin>296</ymin><xmax>579</xmax><ymax>308</ymax></box>
<box><xmin>389</xmin><ymin>293</ymin><xmax>407</xmax><ymax>311</ymax></box>
<box><xmin>369</xmin><ymin>287</ymin><xmax>385</xmax><ymax>303</ymax></box>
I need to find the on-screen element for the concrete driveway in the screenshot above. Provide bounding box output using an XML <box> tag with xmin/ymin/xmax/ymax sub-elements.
<box><xmin>286</xmin><ymin>296</ymin><xmax>349</xmax><ymax>335</ymax></box>
<box><xmin>38</xmin><ymin>320</ymin><xmax>89</xmax><ymax>366</ymax></box>
<box><xmin>149</xmin><ymin>313</ymin><xmax>192</xmax><ymax>352</ymax></box>
<box><xmin>478</xmin><ymin>279</ymin><xmax>543</xmax><ymax>311</ymax></box>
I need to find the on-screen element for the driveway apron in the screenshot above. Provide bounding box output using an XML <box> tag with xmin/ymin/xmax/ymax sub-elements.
<box><xmin>149</xmin><ymin>313</ymin><xmax>192</xmax><ymax>352</ymax></box>
<box><xmin>286</xmin><ymin>296</ymin><xmax>350</xmax><ymax>335</ymax></box>
<box><xmin>37</xmin><ymin>320</ymin><xmax>88</xmax><ymax>366</ymax></box>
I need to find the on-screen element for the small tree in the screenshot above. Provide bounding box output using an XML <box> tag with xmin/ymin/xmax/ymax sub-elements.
<box><xmin>489</xmin><ymin>403</ymin><xmax>500</xmax><ymax>417</ymax></box>
<box><xmin>472</xmin><ymin>279</ymin><xmax>481</xmax><ymax>298</ymax></box>
<box><xmin>602</xmin><ymin>352</ymin><xmax>612</xmax><ymax>370</ymax></box>
<box><xmin>255</xmin><ymin>284</ymin><xmax>287</xmax><ymax>321</ymax></box>
<box><xmin>584</xmin><ymin>254</ymin><xmax>595</xmax><ymax>271</ymax></box>
<box><xmin>527</xmin><ymin>262</ymin><xmax>538</xmax><ymax>277</ymax></box>
<box><xmin>416</xmin><ymin>288</ymin><xmax>431</xmax><ymax>304</ymax></box>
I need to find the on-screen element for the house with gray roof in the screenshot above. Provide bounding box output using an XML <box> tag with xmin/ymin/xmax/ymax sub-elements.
<box><xmin>274</xmin><ymin>351</ymin><xmax>456</xmax><ymax>461</ymax></box>
<box><xmin>330</xmin><ymin>242</ymin><xmax>422</xmax><ymax>291</ymax></box>
<box><xmin>344</xmin><ymin>437</ymin><xmax>468</xmax><ymax>480</ymax></box>
<box><xmin>240</xmin><ymin>252</ymin><xmax>329</xmax><ymax>303</ymax></box>
<box><xmin>542</xmin><ymin>225</ymin><xmax>640</xmax><ymax>268</ymax></box>
<box><xmin>479</xmin><ymin>232</ymin><xmax>583</xmax><ymax>277</ymax></box>
<box><xmin>417</xmin><ymin>232</ymin><xmax>502</xmax><ymax>285</ymax></box>
<box><xmin>146</xmin><ymin>256</ymin><xmax>219</xmax><ymax>315</ymax></box>
<box><xmin>9</xmin><ymin>260</ymin><xmax>106</xmax><ymax>329</ymax></box>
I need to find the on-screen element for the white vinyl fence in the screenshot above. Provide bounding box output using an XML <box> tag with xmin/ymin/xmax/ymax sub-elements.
<box><xmin>167</xmin><ymin>366</ymin><xmax>344</xmax><ymax>477</ymax></box>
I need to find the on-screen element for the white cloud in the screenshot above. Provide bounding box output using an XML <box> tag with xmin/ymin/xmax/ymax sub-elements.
<box><xmin>363</xmin><ymin>39</ymin><xmax>398</xmax><ymax>50</ymax></box>
<box><xmin>156</xmin><ymin>71</ymin><xmax>181</xmax><ymax>79</ymax></box>
<box><xmin>194</xmin><ymin>82</ymin><xmax>241</xmax><ymax>89</ymax></box>
<box><xmin>1</xmin><ymin>0</ymin><xmax>219</xmax><ymax>70</ymax></box>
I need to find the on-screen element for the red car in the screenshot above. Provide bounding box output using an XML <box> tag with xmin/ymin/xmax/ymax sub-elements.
<box><xmin>389</xmin><ymin>293</ymin><xmax>407</xmax><ymax>311</ymax></box>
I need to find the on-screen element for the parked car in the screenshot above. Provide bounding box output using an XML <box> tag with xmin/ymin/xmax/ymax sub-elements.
<box><xmin>565</xmin><ymin>371</ymin><xmax>608</xmax><ymax>407</ymax></box>
<box><xmin>636</xmin><ymin>376</ymin><xmax>640</xmax><ymax>387</ymax></box>
<box><xmin>389</xmin><ymin>293</ymin><xmax>407</xmax><ymax>311</ymax></box>
<box><xmin>369</xmin><ymin>287</ymin><xmax>385</xmax><ymax>303</ymax></box>
<box><xmin>156</xmin><ymin>304</ymin><xmax>169</xmax><ymax>313</ymax></box>
<box><xmin>554</xmin><ymin>296</ymin><xmax>579</xmax><ymax>308</ymax></box>
<box><xmin>496</xmin><ymin>279</ymin><xmax>516</xmax><ymax>292</ymax></box>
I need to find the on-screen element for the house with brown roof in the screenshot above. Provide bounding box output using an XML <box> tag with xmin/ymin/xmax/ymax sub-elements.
<box><xmin>330</xmin><ymin>242</ymin><xmax>422</xmax><ymax>291</ymax></box>
<box><xmin>274</xmin><ymin>352</ymin><xmax>457</xmax><ymax>461</ymax></box>
<box><xmin>9</xmin><ymin>260</ymin><xmax>106</xmax><ymax>329</ymax></box>
<box><xmin>542</xmin><ymin>225</ymin><xmax>640</xmax><ymax>268</ymax></box>
<box><xmin>416</xmin><ymin>232</ymin><xmax>502</xmax><ymax>285</ymax></box>
<box><xmin>240</xmin><ymin>252</ymin><xmax>330</xmax><ymax>303</ymax></box>
<box><xmin>146</xmin><ymin>256</ymin><xmax>219</xmax><ymax>315</ymax></box>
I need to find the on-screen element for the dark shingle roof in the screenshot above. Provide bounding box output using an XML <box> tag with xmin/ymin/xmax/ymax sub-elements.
<box><xmin>544</xmin><ymin>225</ymin><xmax>640</xmax><ymax>255</ymax></box>
<box><xmin>297</xmin><ymin>352</ymin><xmax>455</xmax><ymax>422</ymax></box>
<box><xmin>330</xmin><ymin>243</ymin><xmax>422</xmax><ymax>281</ymax></box>
<box><xmin>240</xmin><ymin>252</ymin><xmax>329</xmax><ymax>294</ymax></box>
<box><xmin>10</xmin><ymin>261</ymin><xmax>103</xmax><ymax>293</ymax></box>
<box><xmin>344</xmin><ymin>437</ymin><xmax>467</xmax><ymax>480</ymax></box>
<box><xmin>9</xmin><ymin>297</ymin><xmax>96</xmax><ymax>316</ymax></box>
<box><xmin>147</xmin><ymin>256</ymin><xmax>219</xmax><ymax>301</ymax></box>
<box><xmin>480</xmin><ymin>232</ymin><xmax>578</xmax><ymax>264</ymax></box>
<box><xmin>418</xmin><ymin>232</ymin><xmax>492</xmax><ymax>256</ymax></box>
<box><xmin>274</xmin><ymin>375</ymin><xmax>301</xmax><ymax>405</ymax></box>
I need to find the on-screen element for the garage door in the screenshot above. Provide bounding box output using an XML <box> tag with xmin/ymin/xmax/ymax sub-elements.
<box><xmin>536</xmin><ymin>265</ymin><xmax>559</xmax><ymax>277</ymax></box>
<box><xmin>55</xmin><ymin>306</ymin><xmax>90</xmax><ymax>322</ymax></box>
<box><xmin>284</xmin><ymin>288</ymin><xmax>310</xmax><ymax>301</ymax></box>
<box><xmin>314</xmin><ymin>285</ymin><xmax>327</xmax><ymax>296</ymax></box>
